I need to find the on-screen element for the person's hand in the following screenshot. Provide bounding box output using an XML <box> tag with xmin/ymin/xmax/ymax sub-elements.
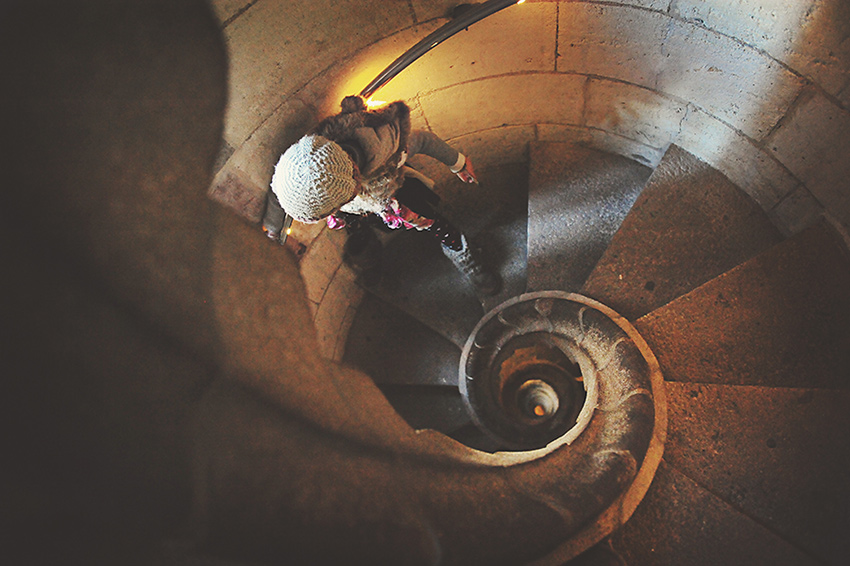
<box><xmin>456</xmin><ymin>156</ymin><xmax>478</xmax><ymax>184</ymax></box>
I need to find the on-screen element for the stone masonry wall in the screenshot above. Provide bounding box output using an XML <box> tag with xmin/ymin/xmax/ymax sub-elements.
<box><xmin>208</xmin><ymin>0</ymin><xmax>850</xmax><ymax>356</ymax></box>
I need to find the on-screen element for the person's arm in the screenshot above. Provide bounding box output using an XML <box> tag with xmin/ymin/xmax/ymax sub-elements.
<box><xmin>407</xmin><ymin>130</ymin><xmax>477</xmax><ymax>184</ymax></box>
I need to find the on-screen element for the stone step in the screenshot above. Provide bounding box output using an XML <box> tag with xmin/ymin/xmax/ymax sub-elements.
<box><xmin>527</xmin><ymin>142</ymin><xmax>651</xmax><ymax>293</ymax></box>
<box><xmin>636</xmin><ymin>220</ymin><xmax>850</xmax><ymax>390</ymax></box>
<box><xmin>662</xmin><ymin>381</ymin><xmax>850</xmax><ymax>564</ymax></box>
<box><xmin>378</xmin><ymin>384</ymin><xmax>471</xmax><ymax>435</ymax></box>
<box><xmin>360</xmin><ymin>228</ymin><xmax>485</xmax><ymax>348</ymax></box>
<box><xmin>343</xmin><ymin>293</ymin><xmax>461</xmax><ymax>387</ymax></box>
<box><xmin>610</xmin><ymin>461</ymin><xmax>820</xmax><ymax>565</ymax></box>
<box><xmin>582</xmin><ymin>144</ymin><xmax>782</xmax><ymax>320</ymax></box>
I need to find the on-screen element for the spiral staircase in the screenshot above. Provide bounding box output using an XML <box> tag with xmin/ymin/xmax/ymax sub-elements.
<box><xmin>342</xmin><ymin>141</ymin><xmax>850</xmax><ymax>564</ymax></box>
<box><xmin>5</xmin><ymin>1</ymin><xmax>850</xmax><ymax>565</ymax></box>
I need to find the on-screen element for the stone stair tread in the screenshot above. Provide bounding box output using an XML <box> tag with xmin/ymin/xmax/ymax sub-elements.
<box><xmin>527</xmin><ymin>142</ymin><xmax>651</xmax><ymax>293</ymax></box>
<box><xmin>378</xmin><ymin>384</ymin><xmax>471</xmax><ymax>434</ymax></box>
<box><xmin>636</xmin><ymin>220</ymin><xmax>850</xmax><ymax>390</ymax></box>
<box><xmin>343</xmin><ymin>293</ymin><xmax>461</xmax><ymax>387</ymax></box>
<box><xmin>610</xmin><ymin>461</ymin><xmax>821</xmax><ymax>566</ymax></box>
<box><xmin>582</xmin><ymin>144</ymin><xmax>782</xmax><ymax>320</ymax></box>
<box><xmin>663</xmin><ymin>381</ymin><xmax>850</xmax><ymax>563</ymax></box>
<box><xmin>362</xmin><ymin>229</ymin><xmax>484</xmax><ymax>348</ymax></box>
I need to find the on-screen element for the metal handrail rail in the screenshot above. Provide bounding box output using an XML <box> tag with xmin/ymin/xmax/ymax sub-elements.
<box><xmin>360</xmin><ymin>0</ymin><xmax>524</xmax><ymax>98</ymax></box>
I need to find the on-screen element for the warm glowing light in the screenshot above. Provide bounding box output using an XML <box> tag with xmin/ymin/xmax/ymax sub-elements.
<box><xmin>285</xmin><ymin>227</ymin><xmax>292</xmax><ymax>235</ymax></box>
<box><xmin>517</xmin><ymin>0</ymin><xmax>525</xmax><ymax>4</ymax></box>
<box><xmin>365</xmin><ymin>98</ymin><xmax>387</xmax><ymax>108</ymax></box>
<box><xmin>534</xmin><ymin>405</ymin><xmax>546</xmax><ymax>417</ymax></box>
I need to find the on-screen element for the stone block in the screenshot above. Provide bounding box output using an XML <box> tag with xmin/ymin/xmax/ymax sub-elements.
<box><xmin>313</xmin><ymin>264</ymin><xmax>364</xmax><ymax>361</ymax></box>
<box><xmin>297</xmin><ymin>23</ymin><xmax>441</xmax><ymax>116</ymax></box>
<box><xmin>221</xmin><ymin>0</ymin><xmax>414</xmax><ymax>146</ymax></box>
<box><xmin>656</xmin><ymin>18</ymin><xmax>805</xmax><ymax>139</ymax></box>
<box><xmin>300</xmin><ymin>228</ymin><xmax>345</xmax><ymax>306</ymax></box>
<box><xmin>208</xmin><ymin>167</ymin><xmax>266</xmax><ymax>223</ymax></box>
<box><xmin>767</xmin><ymin>90</ymin><xmax>850</xmax><ymax>228</ymax></box>
<box><xmin>538</xmin><ymin>124</ymin><xmax>665</xmax><ymax>168</ymax></box>
<box><xmin>676</xmin><ymin>105</ymin><xmax>800</xmax><ymax>209</ymax></box>
<box><xmin>225</xmin><ymin>96</ymin><xmax>317</xmax><ymax>191</ymax></box>
<box><xmin>769</xmin><ymin>184</ymin><xmax>823</xmax><ymax>237</ymax></box>
<box><xmin>558</xmin><ymin>3</ymin><xmax>668</xmax><ymax>86</ymax></box>
<box><xmin>419</xmin><ymin>73</ymin><xmax>585</xmax><ymax>139</ymax></box>
<box><xmin>586</xmin><ymin>79</ymin><xmax>688</xmax><ymax>149</ymax></box>
<box><xmin>380</xmin><ymin>1</ymin><xmax>557</xmax><ymax>98</ymax></box>
<box><xmin>445</xmin><ymin>125</ymin><xmax>537</xmax><ymax>169</ymax></box>
<box><xmin>409</xmin><ymin>0</ymin><xmax>454</xmax><ymax>22</ymax></box>
<box><xmin>671</xmin><ymin>0</ymin><xmax>850</xmax><ymax>99</ymax></box>
<box><xmin>208</xmin><ymin>0</ymin><xmax>251</xmax><ymax>25</ymax></box>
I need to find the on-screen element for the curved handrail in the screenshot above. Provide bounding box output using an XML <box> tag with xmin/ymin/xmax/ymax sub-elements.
<box><xmin>360</xmin><ymin>0</ymin><xmax>524</xmax><ymax>98</ymax></box>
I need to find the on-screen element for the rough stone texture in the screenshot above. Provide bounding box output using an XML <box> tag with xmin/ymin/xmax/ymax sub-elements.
<box><xmin>582</xmin><ymin>144</ymin><xmax>782</xmax><ymax>319</ymax></box>
<box><xmin>223</xmin><ymin>96</ymin><xmax>318</xmax><ymax>194</ymax></box>
<box><xmin>610</xmin><ymin>461</ymin><xmax>820</xmax><ymax>566</ymax></box>
<box><xmin>585</xmin><ymin>79</ymin><xmax>688</xmax><ymax>150</ymax></box>
<box><xmin>219</xmin><ymin>0</ymin><xmax>414</xmax><ymax>146</ymax></box>
<box><xmin>537</xmin><ymin>124</ymin><xmax>666</xmax><ymax>168</ymax></box>
<box><xmin>769</xmin><ymin>184</ymin><xmax>825</xmax><ymax>237</ymax></box>
<box><xmin>676</xmin><ymin>104</ymin><xmax>801</xmax><ymax>211</ymax></box>
<box><xmin>671</xmin><ymin>0</ymin><xmax>850</xmax><ymax>99</ymax></box>
<box><xmin>378</xmin><ymin>385</ymin><xmax>472</xmax><ymax>434</ymax></box>
<box><xmin>656</xmin><ymin>18</ymin><xmax>806</xmax><ymax>140</ymax></box>
<box><xmin>636</xmin><ymin>221</ymin><xmax>850</xmax><ymax>390</ymax></box>
<box><xmin>527</xmin><ymin>142</ymin><xmax>652</xmax><ymax>292</ymax></box>
<box><xmin>209</xmin><ymin>0</ymin><xmax>252</xmax><ymax>25</ymax></box>
<box><xmin>767</xmin><ymin>89</ymin><xmax>850</xmax><ymax>229</ymax></box>
<box><xmin>558</xmin><ymin>3</ymin><xmax>669</xmax><ymax>86</ymax></box>
<box><xmin>408</xmin><ymin>0</ymin><xmax>455</xmax><ymax>22</ymax></box>
<box><xmin>374</xmin><ymin>2</ymin><xmax>557</xmax><ymax>98</ymax></box>
<box><xmin>208</xmin><ymin>167</ymin><xmax>267</xmax><ymax>224</ymax></box>
<box><xmin>344</xmin><ymin>293</ymin><xmax>461</xmax><ymax>387</ymax></box>
<box><xmin>299</xmin><ymin>227</ymin><xmax>346</xmax><ymax>307</ymax></box>
<box><xmin>445</xmin><ymin>125</ymin><xmax>536</xmax><ymax>170</ymax></box>
<box><xmin>419</xmin><ymin>73</ymin><xmax>585</xmax><ymax>140</ymax></box>
<box><xmin>312</xmin><ymin>261</ymin><xmax>364</xmax><ymax>361</ymax></box>
<box><xmin>664</xmin><ymin>381</ymin><xmax>850</xmax><ymax>564</ymax></box>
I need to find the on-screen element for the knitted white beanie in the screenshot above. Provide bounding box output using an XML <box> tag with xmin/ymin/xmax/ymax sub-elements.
<box><xmin>271</xmin><ymin>134</ymin><xmax>357</xmax><ymax>223</ymax></box>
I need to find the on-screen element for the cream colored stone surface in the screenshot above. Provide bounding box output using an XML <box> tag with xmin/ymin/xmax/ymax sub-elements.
<box><xmin>656</xmin><ymin>19</ymin><xmax>806</xmax><ymax>140</ymax></box>
<box><xmin>300</xmin><ymin>228</ymin><xmax>345</xmax><ymax>306</ymax></box>
<box><xmin>221</xmin><ymin>0</ymin><xmax>414</xmax><ymax>147</ymax></box>
<box><xmin>313</xmin><ymin>263</ymin><xmax>364</xmax><ymax>361</ymax></box>
<box><xmin>767</xmin><ymin>90</ymin><xmax>850</xmax><ymax>227</ymax></box>
<box><xmin>420</xmin><ymin>73</ymin><xmax>585</xmax><ymax>139</ymax></box>
<box><xmin>226</xmin><ymin>96</ymin><xmax>318</xmax><ymax>191</ymax></box>
<box><xmin>769</xmin><ymin>185</ymin><xmax>824</xmax><ymax>237</ymax></box>
<box><xmin>558</xmin><ymin>3</ymin><xmax>668</xmax><ymax>85</ymax></box>
<box><xmin>586</xmin><ymin>79</ymin><xmax>688</xmax><ymax>150</ymax></box>
<box><xmin>537</xmin><ymin>124</ymin><xmax>666</xmax><ymax>168</ymax></box>
<box><xmin>376</xmin><ymin>2</ymin><xmax>557</xmax><ymax>99</ymax></box>
<box><xmin>445</xmin><ymin>125</ymin><xmax>537</xmax><ymax>169</ymax></box>
<box><xmin>676</xmin><ymin>106</ymin><xmax>800</xmax><ymax>210</ymax></box>
<box><xmin>671</xmin><ymin>0</ymin><xmax>850</xmax><ymax>98</ymax></box>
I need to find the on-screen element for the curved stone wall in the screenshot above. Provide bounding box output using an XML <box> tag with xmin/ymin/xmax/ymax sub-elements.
<box><xmin>212</xmin><ymin>0</ymin><xmax>849</xmax><ymax>238</ymax></box>
<box><xmin>209</xmin><ymin>0</ymin><xmax>849</xmax><ymax>361</ymax></box>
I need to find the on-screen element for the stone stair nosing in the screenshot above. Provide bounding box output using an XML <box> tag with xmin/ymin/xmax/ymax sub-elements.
<box><xmin>610</xmin><ymin>460</ymin><xmax>823</xmax><ymax>566</ymax></box>
<box><xmin>661</xmin><ymin>381</ymin><xmax>850</xmax><ymax>564</ymax></box>
<box><xmin>634</xmin><ymin>220</ymin><xmax>850</xmax><ymax>391</ymax></box>
<box><xmin>343</xmin><ymin>292</ymin><xmax>462</xmax><ymax>388</ymax></box>
<box><xmin>581</xmin><ymin>144</ymin><xmax>783</xmax><ymax>321</ymax></box>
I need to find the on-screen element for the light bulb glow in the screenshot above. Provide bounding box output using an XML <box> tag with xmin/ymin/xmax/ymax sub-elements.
<box><xmin>365</xmin><ymin>98</ymin><xmax>387</xmax><ymax>108</ymax></box>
